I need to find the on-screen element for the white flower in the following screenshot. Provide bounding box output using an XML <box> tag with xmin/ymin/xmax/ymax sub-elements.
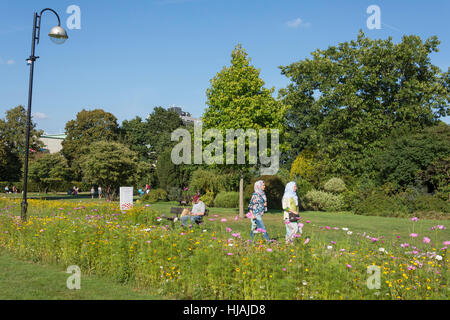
<box><xmin>379</xmin><ymin>247</ymin><xmax>385</xmax><ymax>253</ymax></box>
<box><xmin>327</xmin><ymin>245</ymin><xmax>333</xmax><ymax>250</ymax></box>
<box><xmin>173</xmin><ymin>217</ymin><xmax>178</xmax><ymax>222</ymax></box>
<box><xmin>435</xmin><ymin>255</ymin><xmax>443</xmax><ymax>261</ymax></box>
<box><xmin>203</xmin><ymin>229</ymin><xmax>207</xmax><ymax>232</ymax></box>
<box><xmin>347</xmin><ymin>231</ymin><xmax>353</xmax><ymax>235</ymax></box>
<box><xmin>142</xmin><ymin>228</ymin><xmax>151</xmax><ymax>232</ymax></box>
<box><xmin>302</xmin><ymin>280</ymin><xmax>308</xmax><ymax>286</ymax></box>
<box><xmin>342</xmin><ymin>227</ymin><xmax>349</xmax><ymax>231</ymax></box>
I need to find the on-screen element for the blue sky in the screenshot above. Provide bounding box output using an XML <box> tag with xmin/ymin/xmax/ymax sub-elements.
<box><xmin>0</xmin><ymin>0</ymin><xmax>449</xmax><ymax>134</ymax></box>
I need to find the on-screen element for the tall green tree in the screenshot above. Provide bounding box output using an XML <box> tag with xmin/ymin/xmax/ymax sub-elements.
<box><xmin>79</xmin><ymin>141</ymin><xmax>138</xmax><ymax>200</ymax></box>
<box><xmin>280</xmin><ymin>31</ymin><xmax>450</xmax><ymax>177</ymax></box>
<box><xmin>203</xmin><ymin>44</ymin><xmax>288</xmax><ymax>217</ymax></box>
<box><xmin>29</xmin><ymin>153</ymin><xmax>72</xmax><ymax>193</ymax></box>
<box><xmin>145</xmin><ymin>107</ymin><xmax>184</xmax><ymax>163</ymax></box>
<box><xmin>61</xmin><ymin>109</ymin><xmax>120</xmax><ymax>179</ymax></box>
<box><xmin>0</xmin><ymin>106</ymin><xmax>43</xmax><ymax>180</ymax></box>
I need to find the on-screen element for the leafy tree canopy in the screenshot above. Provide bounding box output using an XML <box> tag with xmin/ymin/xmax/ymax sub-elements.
<box><xmin>280</xmin><ymin>31</ymin><xmax>449</xmax><ymax>176</ymax></box>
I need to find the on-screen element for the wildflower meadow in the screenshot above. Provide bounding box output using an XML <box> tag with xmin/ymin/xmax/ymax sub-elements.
<box><xmin>0</xmin><ymin>197</ymin><xmax>448</xmax><ymax>300</ymax></box>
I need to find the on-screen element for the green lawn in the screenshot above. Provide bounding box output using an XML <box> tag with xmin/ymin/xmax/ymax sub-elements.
<box><xmin>0</xmin><ymin>250</ymin><xmax>161</xmax><ymax>300</ymax></box>
<box><xmin>149</xmin><ymin>201</ymin><xmax>449</xmax><ymax>244</ymax></box>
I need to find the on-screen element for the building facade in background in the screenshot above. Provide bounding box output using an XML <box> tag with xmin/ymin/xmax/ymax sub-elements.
<box><xmin>39</xmin><ymin>134</ymin><xmax>66</xmax><ymax>153</ymax></box>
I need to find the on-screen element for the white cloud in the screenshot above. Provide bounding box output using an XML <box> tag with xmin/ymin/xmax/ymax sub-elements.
<box><xmin>287</xmin><ymin>18</ymin><xmax>302</xmax><ymax>28</ymax></box>
<box><xmin>286</xmin><ymin>18</ymin><xmax>311</xmax><ymax>29</ymax></box>
<box><xmin>7</xmin><ymin>59</ymin><xmax>14</xmax><ymax>65</ymax></box>
<box><xmin>32</xmin><ymin>112</ymin><xmax>48</xmax><ymax>119</ymax></box>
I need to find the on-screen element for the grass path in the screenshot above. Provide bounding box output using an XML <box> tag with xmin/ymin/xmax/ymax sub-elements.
<box><xmin>0</xmin><ymin>251</ymin><xmax>161</xmax><ymax>300</ymax></box>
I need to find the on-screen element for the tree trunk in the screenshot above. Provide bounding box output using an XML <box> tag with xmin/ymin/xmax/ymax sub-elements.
<box><xmin>239</xmin><ymin>170</ymin><xmax>244</xmax><ymax>218</ymax></box>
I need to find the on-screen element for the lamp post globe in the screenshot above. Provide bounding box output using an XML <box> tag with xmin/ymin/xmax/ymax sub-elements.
<box><xmin>48</xmin><ymin>26</ymin><xmax>68</xmax><ymax>44</ymax></box>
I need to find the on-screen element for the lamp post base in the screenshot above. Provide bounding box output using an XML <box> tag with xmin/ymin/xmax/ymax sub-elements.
<box><xmin>21</xmin><ymin>201</ymin><xmax>28</xmax><ymax>221</ymax></box>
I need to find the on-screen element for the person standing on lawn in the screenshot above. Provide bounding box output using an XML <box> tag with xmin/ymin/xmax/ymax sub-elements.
<box><xmin>282</xmin><ymin>181</ymin><xmax>301</xmax><ymax>244</ymax></box>
<box><xmin>248</xmin><ymin>180</ymin><xmax>270</xmax><ymax>242</ymax></box>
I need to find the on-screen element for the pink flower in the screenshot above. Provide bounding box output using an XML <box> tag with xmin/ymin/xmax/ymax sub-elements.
<box><xmin>282</xmin><ymin>268</ymin><xmax>286</xmax><ymax>271</ymax></box>
<box><xmin>227</xmin><ymin>252</ymin><xmax>233</xmax><ymax>256</ymax></box>
<box><xmin>346</xmin><ymin>264</ymin><xmax>352</xmax><ymax>269</ymax></box>
<box><xmin>305</xmin><ymin>220</ymin><xmax>310</xmax><ymax>223</ymax></box>
<box><xmin>437</xmin><ymin>225</ymin><xmax>446</xmax><ymax>230</ymax></box>
<box><xmin>231</xmin><ymin>233</ymin><xmax>241</xmax><ymax>238</ymax></box>
<box><xmin>410</xmin><ymin>217</ymin><xmax>418</xmax><ymax>222</ymax></box>
<box><xmin>407</xmin><ymin>265</ymin><xmax>416</xmax><ymax>271</ymax></box>
<box><xmin>396</xmin><ymin>236</ymin><xmax>401</xmax><ymax>239</ymax></box>
<box><xmin>423</xmin><ymin>237</ymin><xmax>431</xmax><ymax>244</ymax></box>
<box><xmin>325</xmin><ymin>226</ymin><xmax>331</xmax><ymax>230</ymax></box>
<box><xmin>370</xmin><ymin>237</ymin><xmax>379</xmax><ymax>242</ymax></box>
<box><xmin>293</xmin><ymin>233</ymin><xmax>301</xmax><ymax>238</ymax></box>
<box><xmin>266</xmin><ymin>248</ymin><xmax>273</xmax><ymax>252</ymax></box>
<box><xmin>284</xmin><ymin>220</ymin><xmax>291</xmax><ymax>225</ymax></box>
<box><xmin>400</xmin><ymin>243</ymin><xmax>410</xmax><ymax>248</ymax></box>
<box><xmin>213</xmin><ymin>214</ymin><xmax>219</xmax><ymax>218</ymax></box>
<box><xmin>410</xmin><ymin>233</ymin><xmax>418</xmax><ymax>238</ymax></box>
<box><xmin>256</xmin><ymin>228</ymin><xmax>266</xmax><ymax>233</ymax></box>
<box><xmin>226</xmin><ymin>227</ymin><xmax>232</xmax><ymax>232</ymax></box>
<box><xmin>443</xmin><ymin>241</ymin><xmax>450</xmax><ymax>246</ymax></box>
<box><xmin>220</xmin><ymin>218</ymin><xmax>227</xmax><ymax>222</ymax></box>
<box><xmin>146</xmin><ymin>240</ymin><xmax>151</xmax><ymax>244</ymax></box>
<box><xmin>303</xmin><ymin>238</ymin><xmax>310</xmax><ymax>245</ymax></box>
<box><xmin>330</xmin><ymin>241</ymin><xmax>336</xmax><ymax>245</ymax></box>
<box><xmin>208</xmin><ymin>218</ymin><xmax>216</xmax><ymax>221</ymax></box>
<box><xmin>234</xmin><ymin>215</ymin><xmax>239</xmax><ymax>221</ymax></box>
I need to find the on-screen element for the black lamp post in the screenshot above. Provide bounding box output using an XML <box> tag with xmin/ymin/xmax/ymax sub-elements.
<box><xmin>21</xmin><ymin>8</ymin><xmax>68</xmax><ymax>221</ymax></box>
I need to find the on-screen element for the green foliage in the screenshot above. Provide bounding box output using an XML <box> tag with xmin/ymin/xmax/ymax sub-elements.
<box><xmin>29</xmin><ymin>153</ymin><xmax>72</xmax><ymax>193</ymax></box>
<box><xmin>354</xmin><ymin>193</ymin><xmax>410</xmax><ymax>217</ymax></box>
<box><xmin>374</xmin><ymin>123</ymin><xmax>450</xmax><ymax>191</ymax></box>
<box><xmin>62</xmin><ymin>109</ymin><xmax>120</xmax><ymax>166</ymax></box>
<box><xmin>167</xmin><ymin>187</ymin><xmax>182</xmax><ymax>201</ymax></box>
<box><xmin>323</xmin><ymin>178</ymin><xmax>346</xmax><ymax>194</ymax></box>
<box><xmin>200</xmin><ymin>191</ymin><xmax>215</xmax><ymax>207</ymax></box>
<box><xmin>411</xmin><ymin>194</ymin><xmax>450</xmax><ymax>214</ymax></box>
<box><xmin>188</xmin><ymin>169</ymin><xmax>226</xmax><ymax>194</ymax></box>
<box><xmin>417</xmin><ymin>156</ymin><xmax>449</xmax><ymax>200</ymax></box>
<box><xmin>0</xmin><ymin>106</ymin><xmax>43</xmax><ymax>180</ymax></box>
<box><xmin>244</xmin><ymin>175</ymin><xmax>285</xmax><ymax>210</ymax></box>
<box><xmin>304</xmin><ymin>190</ymin><xmax>345</xmax><ymax>212</ymax></box>
<box><xmin>214</xmin><ymin>192</ymin><xmax>239</xmax><ymax>208</ymax></box>
<box><xmin>156</xmin><ymin>147</ymin><xmax>193</xmax><ymax>190</ymax></box>
<box><xmin>142</xmin><ymin>188</ymin><xmax>168</xmax><ymax>203</ymax></box>
<box><xmin>280</xmin><ymin>31</ymin><xmax>450</xmax><ymax>177</ymax></box>
<box><xmin>79</xmin><ymin>141</ymin><xmax>138</xmax><ymax>199</ymax></box>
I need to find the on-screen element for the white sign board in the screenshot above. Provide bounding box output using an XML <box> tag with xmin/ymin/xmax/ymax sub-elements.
<box><xmin>120</xmin><ymin>187</ymin><xmax>134</xmax><ymax>210</ymax></box>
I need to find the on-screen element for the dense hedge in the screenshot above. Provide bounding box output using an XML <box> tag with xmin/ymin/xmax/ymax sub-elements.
<box><xmin>214</xmin><ymin>192</ymin><xmax>239</xmax><ymax>208</ymax></box>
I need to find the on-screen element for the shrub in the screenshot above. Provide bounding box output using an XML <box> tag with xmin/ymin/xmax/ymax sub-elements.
<box><xmin>305</xmin><ymin>190</ymin><xmax>345</xmax><ymax>212</ymax></box>
<box><xmin>189</xmin><ymin>169</ymin><xmax>226</xmax><ymax>194</ymax></box>
<box><xmin>142</xmin><ymin>188</ymin><xmax>167</xmax><ymax>203</ymax></box>
<box><xmin>244</xmin><ymin>175</ymin><xmax>285</xmax><ymax>210</ymax></box>
<box><xmin>214</xmin><ymin>192</ymin><xmax>239</xmax><ymax>208</ymax></box>
<box><xmin>323</xmin><ymin>178</ymin><xmax>346</xmax><ymax>193</ymax></box>
<box><xmin>167</xmin><ymin>187</ymin><xmax>182</xmax><ymax>201</ymax></box>
<box><xmin>353</xmin><ymin>193</ymin><xmax>409</xmax><ymax>217</ymax></box>
<box><xmin>200</xmin><ymin>191</ymin><xmax>215</xmax><ymax>207</ymax></box>
<box><xmin>411</xmin><ymin>194</ymin><xmax>450</xmax><ymax>214</ymax></box>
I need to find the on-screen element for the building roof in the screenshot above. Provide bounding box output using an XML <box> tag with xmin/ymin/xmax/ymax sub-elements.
<box><xmin>40</xmin><ymin>134</ymin><xmax>67</xmax><ymax>140</ymax></box>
